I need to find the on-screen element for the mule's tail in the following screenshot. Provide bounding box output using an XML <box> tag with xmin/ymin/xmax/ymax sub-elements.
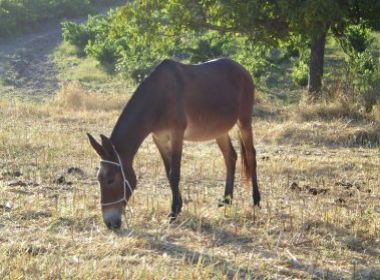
<box><xmin>237</xmin><ymin>63</ymin><xmax>261</xmax><ymax>205</ymax></box>
<box><xmin>238</xmin><ymin>68</ymin><xmax>255</xmax><ymax>189</ymax></box>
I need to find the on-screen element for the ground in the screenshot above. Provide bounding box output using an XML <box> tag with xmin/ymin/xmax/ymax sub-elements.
<box><xmin>0</xmin><ymin>92</ymin><xmax>379</xmax><ymax>279</ymax></box>
<box><xmin>0</xmin><ymin>24</ymin><xmax>61</xmax><ymax>98</ymax></box>
<box><xmin>0</xmin><ymin>5</ymin><xmax>119</xmax><ymax>100</ymax></box>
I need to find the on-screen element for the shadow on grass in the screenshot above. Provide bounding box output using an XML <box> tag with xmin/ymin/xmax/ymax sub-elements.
<box><xmin>116</xmin><ymin>227</ymin><xmax>256</xmax><ymax>279</ymax></box>
<box><xmin>266</xmin><ymin>123</ymin><xmax>380</xmax><ymax>148</ymax></box>
<box><xmin>113</xmin><ymin>213</ymin><xmax>380</xmax><ymax>279</ymax></box>
<box><xmin>148</xmin><ymin>239</ymin><xmax>253</xmax><ymax>279</ymax></box>
<box><xmin>303</xmin><ymin>220</ymin><xmax>380</xmax><ymax>259</ymax></box>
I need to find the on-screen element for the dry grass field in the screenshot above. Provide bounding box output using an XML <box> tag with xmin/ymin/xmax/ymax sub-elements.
<box><xmin>0</xmin><ymin>86</ymin><xmax>379</xmax><ymax>279</ymax></box>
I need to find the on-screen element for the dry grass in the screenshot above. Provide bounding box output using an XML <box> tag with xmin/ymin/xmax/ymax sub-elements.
<box><xmin>293</xmin><ymin>101</ymin><xmax>368</xmax><ymax>122</ymax></box>
<box><xmin>0</xmin><ymin>88</ymin><xmax>379</xmax><ymax>279</ymax></box>
<box><xmin>51</xmin><ymin>83</ymin><xmax>127</xmax><ymax>111</ymax></box>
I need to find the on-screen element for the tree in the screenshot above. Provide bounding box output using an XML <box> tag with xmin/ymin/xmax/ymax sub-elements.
<box><xmin>120</xmin><ymin>0</ymin><xmax>380</xmax><ymax>97</ymax></box>
<box><xmin>284</xmin><ymin>0</ymin><xmax>380</xmax><ymax>96</ymax></box>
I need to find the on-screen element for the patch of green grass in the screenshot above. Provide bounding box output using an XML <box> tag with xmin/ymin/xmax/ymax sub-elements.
<box><xmin>53</xmin><ymin>42</ymin><xmax>108</xmax><ymax>83</ymax></box>
<box><xmin>53</xmin><ymin>41</ymin><xmax>131</xmax><ymax>92</ymax></box>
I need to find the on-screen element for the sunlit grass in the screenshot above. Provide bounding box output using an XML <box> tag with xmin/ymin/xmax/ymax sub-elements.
<box><xmin>0</xmin><ymin>91</ymin><xmax>379</xmax><ymax>279</ymax></box>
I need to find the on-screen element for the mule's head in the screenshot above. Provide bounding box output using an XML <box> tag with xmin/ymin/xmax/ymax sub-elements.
<box><xmin>87</xmin><ymin>133</ymin><xmax>136</xmax><ymax>230</ymax></box>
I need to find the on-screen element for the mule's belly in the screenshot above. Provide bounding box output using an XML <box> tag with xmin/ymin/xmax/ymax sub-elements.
<box><xmin>184</xmin><ymin>114</ymin><xmax>237</xmax><ymax>141</ymax></box>
<box><xmin>182</xmin><ymin>90</ymin><xmax>240</xmax><ymax>141</ymax></box>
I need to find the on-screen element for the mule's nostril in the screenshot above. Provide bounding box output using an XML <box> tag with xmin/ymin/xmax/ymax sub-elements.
<box><xmin>113</xmin><ymin>219</ymin><xmax>121</xmax><ymax>229</ymax></box>
<box><xmin>104</xmin><ymin>219</ymin><xmax>121</xmax><ymax>230</ymax></box>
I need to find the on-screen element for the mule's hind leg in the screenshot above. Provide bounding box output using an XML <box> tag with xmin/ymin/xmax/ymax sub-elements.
<box><xmin>216</xmin><ymin>134</ymin><xmax>237</xmax><ymax>206</ymax></box>
<box><xmin>167</xmin><ymin>129</ymin><xmax>184</xmax><ymax>221</ymax></box>
<box><xmin>238</xmin><ymin>120</ymin><xmax>261</xmax><ymax>206</ymax></box>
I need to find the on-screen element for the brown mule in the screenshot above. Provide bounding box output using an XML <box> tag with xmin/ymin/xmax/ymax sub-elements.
<box><xmin>87</xmin><ymin>58</ymin><xmax>260</xmax><ymax>229</ymax></box>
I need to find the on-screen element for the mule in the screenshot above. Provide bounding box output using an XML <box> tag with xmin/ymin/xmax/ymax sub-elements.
<box><xmin>87</xmin><ymin>58</ymin><xmax>260</xmax><ymax>229</ymax></box>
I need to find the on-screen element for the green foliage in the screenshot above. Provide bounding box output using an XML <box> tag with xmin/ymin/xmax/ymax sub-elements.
<box><xmin>0</xmin><ymin>0</ymin><xmax>117</xmax><ymax>38</ymax></box>
<box><xmin>292</xmin><ymin>60</ymin><xmax>309</xmax><ymax>87</ymax></box>
<box><xmin>62</xmin><ymin>5</ymin><xmax>279</xmax><ymax>83</ymax></box>
<box><xmin>185</xmin><ymin>36</ymin><xmax>227</xmax><ymax>64</ymax></box>
<box><xmin>62</xmin><ymin>21</ymin><xmax>94</xmax><ymax>51</ymax></box>
<box><xmin>62</xmin><ymin>14</ymin><xmax>112</xmax><ymax>53</ymax></box>
<box><xmin>338</xmin><ymin>23</ymin><xmax>375</xmax><ymax>57</ymax></box>
<box><xmin>336</xmin><ymin>24</ymin><xmax>380</xmax><ymax>111</ymax></box>
<box><xmin>232</xmin><ymin>40</ymin><xmax>273</xmax><ymax>79</ymax></box>
<box><xmin>62</xmin><ymin>9</ymin><xmax>173</xmax><ymax>81</ymax></box>
<box><xmin>60</xmin><ymin>0</ymin><xmax>380</xmax><ymax>114</ymax></box>
<box><xmin>348</xmin><ymin>51</ymin><xmax>377</xmax><ymax>75</ymax></box>
<box><xmin>344</xmin><ymin>53</ymin><xmax>380</xmax><ymax>111</ymax></box>
<box><xmin>280</xmin><ymin>34</ymin><xmax>310</xmax><ymax>87</ymax></box>
<box><xmin>85</xmin><ymin>39</ymin><xmax>120</xmax><ymax>71</ymax></box>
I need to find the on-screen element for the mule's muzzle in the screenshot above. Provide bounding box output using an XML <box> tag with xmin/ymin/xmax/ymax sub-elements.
<box><xmin>105</xmin><ymin>217</ymin><xmax>121</xmax><ymax>230</ymax></box>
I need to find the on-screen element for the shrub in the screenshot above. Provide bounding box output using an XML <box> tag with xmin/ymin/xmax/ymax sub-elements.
<box><xmin>292</xmin><ymin>60</ymin><xmax>309</xmax><ymax>87</ymax></box>
<box><xmin>331</xmin><ymin>23</ymin><xmax>380</xmax><ymax>112</ymax></box>
<box><xmin>338</xmin><ymin>23</ymin><xmax>374</xmax><ymax>57</ymax></box>
<box><xmin>85</xmin><ymin>39</ymin><xmax>120</xmax><ymax>71</ymax></box>
<box><xmin>232</xmin><ymin>40</ymin><xmax>273</xmax><ymax>79</ymax></box>
<box><xmin>183</xmin><ymin>33</ymin><xmax>232</xmax><ymax>64</ymax></box>
<box><xmin>344</xmin><ymin>33</ymin><xmax>379</xmax><ymax>111</ymax></box>
<box><xmin>62</xmin><ymin>21</ymin><xmax>94</xmax><ymax>51</ymax></box>
<box><xmin>62</xmin><ymin>14</ymin><xmax>112</xmax><ymax>51</ymax></box>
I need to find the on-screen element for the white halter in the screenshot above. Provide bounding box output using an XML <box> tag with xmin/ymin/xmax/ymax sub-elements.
<box><xmin>99</xmin><ymin>147</ymin><xmax>133</xmax><ymax>207</ymax></box>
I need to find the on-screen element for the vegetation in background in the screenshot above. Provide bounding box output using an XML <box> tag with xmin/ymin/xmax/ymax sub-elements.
<box><xmin>112</xmin><ymin>0</ymin><xmax>380</xmax><ymax>96</ymax></box>
<box><xmin>338</xmin><ymin>23</ymin><xmax>380</xmax><ymax>112</ymax></box>
<box><xmin>62</xmin><ymin>11</ymin><xmax>289</xmax><ymax>86</ymax></box>
<box><xmin>0</xmin><ymin>0</ymin><xmax>122</xmax><ymax>38</ymax></box>
<box><xmin>61</xmin><ymin>3</ymin><xmax>380</xmax><ymax>116</ymax></box>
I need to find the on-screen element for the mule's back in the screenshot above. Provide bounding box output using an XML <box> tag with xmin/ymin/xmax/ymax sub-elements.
<box><xmin>178</xmin><ymin>59</ymin><xmax>254</xmax><ymax>141</ymax></box>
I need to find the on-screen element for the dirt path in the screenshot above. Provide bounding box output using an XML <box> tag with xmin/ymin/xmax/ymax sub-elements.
<box><xmin>0</xmin><ymin>25</ymin><xmax>62</xmax><ymax>98</ymax></box>
<box><xmin>0</xmin><ymin>6</ymin><xmax>118</xmax><ymax>99</ymax></box>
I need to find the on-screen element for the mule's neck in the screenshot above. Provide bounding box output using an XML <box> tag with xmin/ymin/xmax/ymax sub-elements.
<box><xmin>110</xmin><ymin>82</ymin><xmax>158</xmax><ymax>162</ymax></box>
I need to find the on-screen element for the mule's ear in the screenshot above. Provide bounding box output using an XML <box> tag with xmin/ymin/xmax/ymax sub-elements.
<box><xmin>87</xmin><ymin>133</ymin><xmax>106</xmax><ymax>158</ymax></box>
<box><xmin>100</xmin><ymin>134</ymin><xmax>115</xmax><ymax>158</ymax></box>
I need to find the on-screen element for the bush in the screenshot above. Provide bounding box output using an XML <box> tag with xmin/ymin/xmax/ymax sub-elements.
<box><xmin>62</xmin><ymin>14</ymin><xmax>112</xmax><ymax>51</ymax></box>
<box><xmin>85</xmin><ymin>39</ymin><xmax>120</xmax><ymax>71</ymax></box>
<box><xmin>292</xmin><ymin>60</ymin><xmax>309</xmax><ymax>87</ymax></box>
<box><xmin>183</xmin><ymin>33</ymin><xmax>233</xmax><ymax>64</ymax></box>
<box><xmin>233</xmin><ymin>40</ymin><xmax>273</xmax><ymax>79</ymax></box>
<box><xmin>339</xmin><ymin>23</ymin><xmax>374</xmax><ymax>57</ymax></box>
<box><xmin>338</xmin><ymin>24</ymin><xmax>380</xmax><ymax>112</ymax></box>
<box><xmin>62</xmin><ymin>21</ymin><xmax>94</xmax><ymax>51</ymax></box>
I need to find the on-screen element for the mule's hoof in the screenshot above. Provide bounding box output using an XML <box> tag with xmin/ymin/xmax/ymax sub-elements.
<box><xmin>253</xmin><ymin>196</ymin><xmax>261</xmax><ymax>207</ymax></box>
<box><xmin>218</xmin><ymin>197</ymin><xmax>232</xmax><ymax>207</ymax></box>
<box><xmin>168</xmin><ymin>212</ymin><xmax>178</xmax><ymax>223</ymax></box>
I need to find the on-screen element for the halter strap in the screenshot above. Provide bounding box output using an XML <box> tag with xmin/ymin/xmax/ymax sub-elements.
<box><xmin>99</xmin><ymin>147</ymin><xmax>133</xmax><ymax>207</ymax></box>
<box><xmin>100</xmin><ymin>160</ymin><xmax>120</xmax><ymax>167</ymax></box>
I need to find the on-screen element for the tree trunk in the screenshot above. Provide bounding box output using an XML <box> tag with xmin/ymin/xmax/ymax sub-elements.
<box><xmin>308</xmin><ymin>30</ymin><xmax>327</xmax><ymax>97</ymax></box>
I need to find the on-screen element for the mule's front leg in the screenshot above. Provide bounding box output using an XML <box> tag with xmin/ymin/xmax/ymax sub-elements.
<box><xmin>168</xmin><ymin>130</ymin><xmax>184</xmax><ymax>221</ymax></box>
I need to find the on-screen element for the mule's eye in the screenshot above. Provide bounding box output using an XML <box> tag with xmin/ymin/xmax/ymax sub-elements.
<box><xmin>107</xmin><ymin>178</ymin><xmax>115</xmax><ymax>185</ymax></box>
